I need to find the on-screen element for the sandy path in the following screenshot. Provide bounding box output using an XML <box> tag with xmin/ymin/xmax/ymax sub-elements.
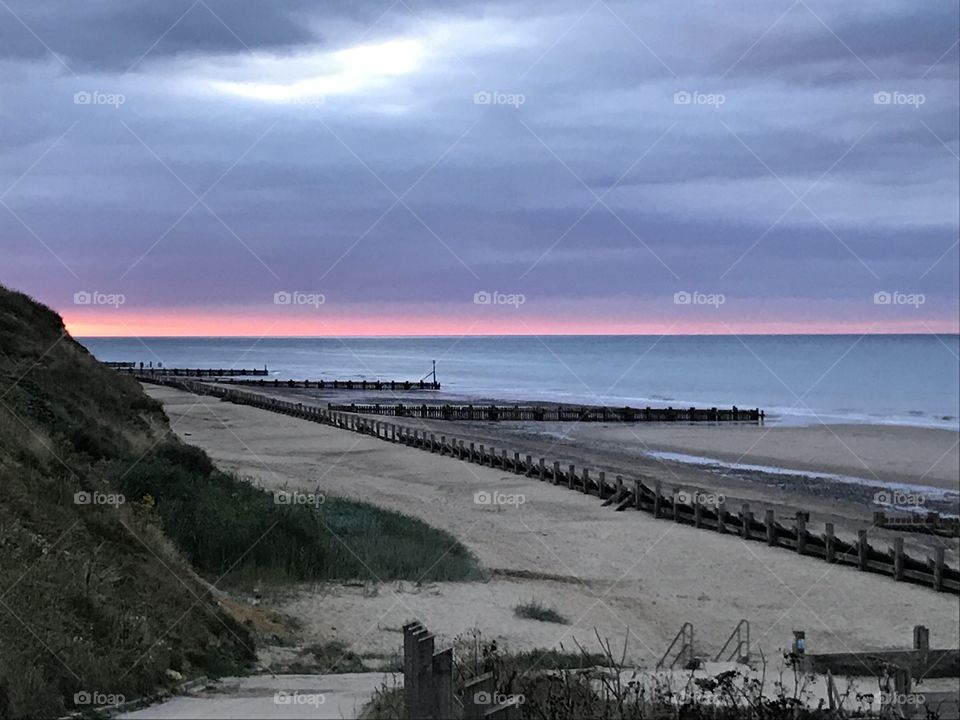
<box><xmin>148</xmin><ymin>385</ymin><xmax>959</xmax><ymax>669</ymax></box>
<box><xmin>119</xmin><ymin>674</ymin><xmax>392</xmax><ymax>719</ymax></box>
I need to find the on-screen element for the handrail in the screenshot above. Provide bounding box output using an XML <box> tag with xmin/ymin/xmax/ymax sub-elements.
<box><xmin>657</xmin><ymin>622</ymin><xmax>694</xmax><ymax>669</ymax></box>
<box><xmin>714</xmin><ymin>619</ymin><xmax>750</xmax><ymax>663</ymax></box>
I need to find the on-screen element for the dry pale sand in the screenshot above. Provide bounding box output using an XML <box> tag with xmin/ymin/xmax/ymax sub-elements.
<box><xmin>148</xmin><ymin>385</ymin><xmax>959</xmax><ymax>670</ymax></box>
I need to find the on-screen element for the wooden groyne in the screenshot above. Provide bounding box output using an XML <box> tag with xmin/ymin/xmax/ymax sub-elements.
<box><xmin>117</xmin><ymin>367</ymin><xmax>269</xmax><ymax>377</ymax></box>
<box><xmin>211</xmin><ymin>378</ymin><xmax>442</xmax><ymax>391</ymax></box>
<box><xmin>874</xmin><ymin>510</ymin><xmax>960</xmax><ymax>538</ymax></box>
<box><xmin>140</xmin><ymin>376</ymin><xmax>959</xmax><ymax>595</ymax></box>
<box><xmin>328</xmin><ymin>402</ymin><xmax>763</xmax><ymax>423</ymax></box>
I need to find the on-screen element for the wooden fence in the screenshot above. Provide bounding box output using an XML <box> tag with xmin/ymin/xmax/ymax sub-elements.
<box><xmin>328</xmin><ymin>402</ymin><xmax>763</xmax><ymax>423</ymax></box>
<box><xmin>212</xmin><ymin>378</ymin><xmax>442</xmax><ymax>390</ymax></box>
<box><xmin>139</xmin><ymin>376</ymin><xmax>960</xmax><ymax>595</ymax></box>
<box><xmin>404</xmin><ymin>622</ymin><xmax>521</xmax><ymax>719</ymax></box>
<box><xmin>118</xmin><ymin>367</ymin><xmax>269</xmax><ymax>377</ymax></box>
<box><xmin>874</xmin><ymin>510</ymin><xmax>960</xmax><ymax>538</ymax></box>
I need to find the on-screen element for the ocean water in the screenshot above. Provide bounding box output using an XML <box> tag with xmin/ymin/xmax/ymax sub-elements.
<box><xmin>78</xmin><ymin>335</ymin><xmax>960</xmax><ymax>430</ymax></box>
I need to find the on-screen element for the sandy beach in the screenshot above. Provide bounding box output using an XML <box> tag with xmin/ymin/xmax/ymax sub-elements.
<box><xmin>147</xmin><ymin>384</ymin><xmax>959</xmax><ymax>670</ymax></box>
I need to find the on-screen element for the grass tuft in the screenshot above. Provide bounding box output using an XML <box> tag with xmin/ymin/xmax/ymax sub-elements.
<box><xmin>514</xmin><ymin>600</ymin><xmax>569</xmax><ymax>624</ymax></box>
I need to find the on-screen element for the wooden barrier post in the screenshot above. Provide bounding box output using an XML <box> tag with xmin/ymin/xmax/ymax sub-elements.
<box><xmin>824</xmin><ymin>522</ymin><xmax>835</xmax><ymax>562</ymax></box>
<box><xmin>598</xmin><ymin>471</ymin><xmax>606</xmax><ymax>499</ymax></box>
<box><xmin>694</xmin><ymin>496</ymin><xmax>703</xmax><ymax>527</ymax></box>
<box><xmin>717</xmin><ymin>500</ymin><xmax>726</xmax><ymax>534</ymax></box>
<box><xmin>740</xmin><ymin>503</ymin><xmax>752</xmax><ymax>539</ymax></box>
<box><xmin>430</xmin><ymin>434</ymin><xmax>437</xmax><ymax>453</ymax></box>
<box><xmin>523</xmin><ymin>455</ymin><xmax>532</xmax><ymax>477</ymax></box>
<box><xmin>538</xmin><ymin>457</ymin><xmax>545</xmax><ymax>480</ymax></box>
<box><xmin>415</xmin><ymin>633</ymin><xmax>435</xmax><ymax>720</ymax></box>
<box><xmin>501</xmin><ymin>449</ymin><xmax>508</xmax><ymax>469</ymax></box>
<box><xmin>765</xmin><ymin>509</ymin><xmax>776</xmax><ymax>546</ymax></box>
<box><xmin>795</xmin><ymin>512</ymin><xmax>807</xmax><ymax>555</ymax></box>
<box><xmin>634</xmin><ymin>479</ymin><xmax>642</xmax><ymax>510</ymax></box>
<box><xmin>431</xmin><ymin>647</ymin><xmax>453</xmax><ymax>719</ymax></box>
<box><xmin>463</xmin><ymin>672</ymin><xmax>495</xmax><ymax>720</ymax></box>
<box><xmin>552</xmin><ymin>461</ymin><xmax>560</xmax><ymax>485</ymax></box>
<box><xmin>933</xmin><ymin>547</ymin><xmax>945</xmax><ymax>591</ymax></box>
<box><xmin>470</xmin><ymin>443</ymin><xmax>476</xmax><ymax>462</ymax></box>
<box><xmin>653</xmin><ymin>481</ymin><xmax>662</xmax><ymax>518</ymax></box>
<box><xmin>857</xmin><ymin>530</ymin><xmax>868</xmax><ymax>570</ymax></box>
<box><xmin>581</xmin><ymin>468</ymin><xmax>591</xmax><ymax>494</ymax></box>
<box><xmin>893</xmin><ymin>537</ymin><xmax>904</xmax><ymax>580</ymax></box>
<box><xmin>672</xmin><ymin>488</ymin><xmax>681</xmax><ymax>522</ymax></box>
<box><xmin>403</xmin><ymin>622</ymin><xmax>425</xmax><ymax>718</ymax></box>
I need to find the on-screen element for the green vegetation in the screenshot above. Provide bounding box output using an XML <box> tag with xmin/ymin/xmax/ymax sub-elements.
<box><xmin>0</xmin><ymin>284</ymin><xmax>481</xmax><ymax>718</ymax></box>
<box><xmin>513</xmin><ymin>600</ymin><xmax>569</xmax><ymax>625</ymax></box>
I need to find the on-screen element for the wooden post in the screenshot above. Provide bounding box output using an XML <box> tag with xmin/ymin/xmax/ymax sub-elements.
<box><xmin>893</xmin><ymin>537</ymin><xmax>904</xmax><ymax>580</ymax></box>
<box><xmin>403</xmin><ymin>622</ymin><xmax>424</xmax><ymax>718</ymax></box>
<box><xmin>717</xmin><ymin>500</ymin><xmax>726</xmax><ymax>534</ymax></box>
<box><xmin>523</xmin><ymin>454</ymin><xmax>532</xmax><ymax>477</ymax></box>
<box><xmin>553</xmin><ymin>461</ymin><xmax>560</xmax><ymax>485</ymax></box>
<box><xmin>582</xmin><ymin>468</ymin><xmax>591</xmax><ymax>494</ymax></box>
<box><xmin>634</xmin><ymin>479</ymin><xmax>642</xmax><ymax>510</ymax></box>
<box><xmin>933</xmin><ymin>547</ymin><xmax>945</xmax><ymax>591</ymax></box>
<box><xmin>568</xmin><ymin>464</ymin><xmax>575</xmax><ymax>489</ymax></box>
<box><xmin>463</xmin><ymin>672</ymin><xmax>495</xmax><ymax>720</ymax></box>
<box><xmin>672</xmin><ymin>488</ymin><xmax>681</xmax><ymax>522</ymax></box>
<box><xmin>857</xmin><ymin>530</ymin><xmax>868</xmax><ymax>570</ymax></box>
<box><xmin>765</xmin><ymin>509</ymin><xmax>776</xmax><ymax>546</ymax></box>
<box><xmin>694</xmin><ymin>496</ymin><xmax>703</xmax><ymax>528</ymax></box>
<box><xmin>470</xmin><ymin>442</ymin><xmax>476</xmax><ymax>462</ymax></box>
<box><xmin>431</xmin><ymin>647</ymin><xmax>453</xmax><ymax>719</ymax></box>
<box><xmin>795</xmin><ymin>512</ymin><xmax>807</xmax><ymax>554</ymax></box>
<box><xmin>598</xmin><ymin>471</ymin><xmax>606</xmax><ymax>499</ymax></box>
<box><xmin>479</xmin><ymin>444</ymin><xmax>485</xmax><ymax>465</ymax></box>
<box><xmin>430</xmin><ymin>433</ymin><xmax>437</xmax><ymax>453</ymax></box>
<box><xmin>514</xmin><ymin>452</ymin><xmax>521</xmax><ymax>474</ymax></box>
<box><xmin>501</xmin><ymin>449</ymin><xmax>508</xmax><ymax>469</ymax></box>
<box><xmin>824</xmin><ymin>522</ymin><xmax>835</xmax><ymax>562</ymax></box>
<box><xmin>415</xmin><ymin>633</ymin><xmax>435</xmax><ymax>720</ymax></box>
<box><xmin>538</xmin><ymin>457</ymin><xmax>545</xmax><ymax>480</ymax></box>
<box><xmin>740</xmin><ymin>503</ymin><xmax>752</xmax><ymax>539</ymax></box>
<box><xmin>653</xmin><ymin>481</ymin><xmax>662</xmax><ymax>518</ymax></box>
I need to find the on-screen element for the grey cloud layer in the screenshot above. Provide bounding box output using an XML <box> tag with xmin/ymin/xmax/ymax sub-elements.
<box><xmin>0</xmin><ymin>0</ymin><xmax>957</xmax><ymax>321</ymax></box>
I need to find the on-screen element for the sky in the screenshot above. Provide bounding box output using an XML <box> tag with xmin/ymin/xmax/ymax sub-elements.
<box><xmin>1</xmin><ymin>0</ymin><xmax>958</xmax><ymax>336</ymax></box>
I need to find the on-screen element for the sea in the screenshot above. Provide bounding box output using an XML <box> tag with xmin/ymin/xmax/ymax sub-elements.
<box><xmin>77</xmin><ymin>335</ymin><xmax>959</xmax><ymax>431</ymax></box>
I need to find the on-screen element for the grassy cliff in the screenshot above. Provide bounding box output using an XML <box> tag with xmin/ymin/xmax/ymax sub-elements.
<box><xmin>0</xmin><ymin>285</ymin><xmax>480</xmax><ymax>718</ymax></box>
